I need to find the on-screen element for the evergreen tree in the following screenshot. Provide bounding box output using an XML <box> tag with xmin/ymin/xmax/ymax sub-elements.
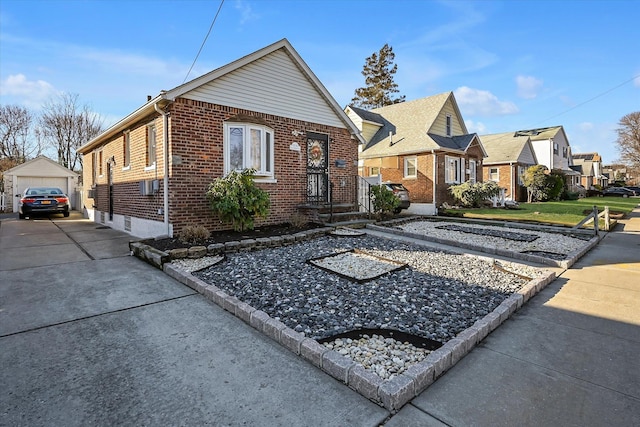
<box><xmin>351</xmin><ymin>44</ymin><xmax>405</xmax><ymax>109</ymax></box>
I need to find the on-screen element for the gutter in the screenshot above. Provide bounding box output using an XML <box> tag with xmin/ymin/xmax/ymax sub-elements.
<box><xmin>154</xmin><ymin>102</ymin><xmax>170</xmax><ymax>237</ymax></box>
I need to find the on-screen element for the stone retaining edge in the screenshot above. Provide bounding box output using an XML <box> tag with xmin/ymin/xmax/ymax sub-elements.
<box><xmin>160</xmin><ymin>250</ymin><xmax>557</xmax><ymax>412</ymax></box>
<box><xmin>366</xmin><ymin>220</ymin><xmax>603</xmax><ymax>269</ymax></box>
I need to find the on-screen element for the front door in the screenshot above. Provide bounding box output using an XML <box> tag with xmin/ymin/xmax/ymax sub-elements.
<box><xmin>306</xmin><ymin>132</ymin><xmax>329</xmax><ymax>204</ymax></box>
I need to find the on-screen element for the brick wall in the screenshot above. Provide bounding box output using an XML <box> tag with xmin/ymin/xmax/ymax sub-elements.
<box><xmin>84</xmin><ymin>98</ymin><xmax>358</xmax><ymax>235</ymax></box>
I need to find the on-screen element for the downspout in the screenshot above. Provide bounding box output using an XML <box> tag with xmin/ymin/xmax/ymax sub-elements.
<box><xmin>510</xmin><ymin>161</ymin><xmax>514</xmax><ymax>200</ymax></box>
<box><xmin>154</xmin><ymin>102</ymin><xmax>170</xmax><ymax>237</ymax></box>
<box><xmin>431</xmin><ymin>150</ymin><xmax>437</xmax><ymax>213</ymax></box>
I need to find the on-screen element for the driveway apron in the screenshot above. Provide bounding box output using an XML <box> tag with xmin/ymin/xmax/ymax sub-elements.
<box><xmin>0</xmin><ymin>213</ymin><xmax>389</xmax><ymax>426</ymax></box>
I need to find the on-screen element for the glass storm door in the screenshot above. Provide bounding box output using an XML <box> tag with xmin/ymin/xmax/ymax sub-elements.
<box><xmin>306</xmin><ymin>132</ymin><xmax>329</xmax><ymax>204</ymax></box>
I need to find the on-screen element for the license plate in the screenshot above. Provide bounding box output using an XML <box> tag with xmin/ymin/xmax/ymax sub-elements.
<box><xmin>41</xmin><ymin>200</ymin><xmax>52</xmax><ymax>204</ymax></box>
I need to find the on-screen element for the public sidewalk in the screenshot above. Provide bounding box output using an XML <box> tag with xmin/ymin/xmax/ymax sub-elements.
<box><xmin>384</xmin><ymin>205</ymin><xmax>640</xmax><ymax>426</ymax></box>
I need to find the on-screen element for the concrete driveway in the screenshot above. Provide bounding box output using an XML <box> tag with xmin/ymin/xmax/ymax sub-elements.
<box><xmin>0</xmin><ymin>212</ymin><xmax>389</xmax><ymax>426</ymax></box>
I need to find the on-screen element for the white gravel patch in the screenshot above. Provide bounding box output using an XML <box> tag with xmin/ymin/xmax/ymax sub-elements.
<box><xmin>399</xmin><ymin>220</ymin><xmax>588</xmax><ymax>256</ymax></box>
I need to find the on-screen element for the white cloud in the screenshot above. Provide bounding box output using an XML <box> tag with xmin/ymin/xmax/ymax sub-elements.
<box><xmin>465</xmin><ymin>119</ymin><xmax>487</xmax><ymax>134</ymax></box>
<box><xmin>516</xmin><ymin>75</ymin><xmax>543</xmax><ymax>99</ymax></box>
<box><xmin>234</xmin><ymin>0</ymin><xmax>260</xmax><ymax>25</ymax></box>
<box><xmin>0</xmin><ymin>74</ymin><xmax>59</xmax><ymax>108</ymax></box>
<box><xmin>578</xmin><ymin>122</ymin><xmax>594</xmax><ymax>132</ymax></box>
<box><xmin>454</xmin><ymin>86</ymin><xmax>519</xmax><ymax>116</ymax></box>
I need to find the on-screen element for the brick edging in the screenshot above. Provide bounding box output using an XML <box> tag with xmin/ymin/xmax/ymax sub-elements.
<box><xmin>158</xmin><ymin>243</ymin><xmax>557</xmax><ymax>412</ymax></box>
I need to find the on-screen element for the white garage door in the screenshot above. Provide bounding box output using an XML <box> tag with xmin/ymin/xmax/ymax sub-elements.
<box><xmin>14</xmin><ymin>176</ymin><xmax>70</xmax><ymax>212</ymax></box>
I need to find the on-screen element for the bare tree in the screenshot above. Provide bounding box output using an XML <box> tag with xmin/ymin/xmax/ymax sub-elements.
<box><xmin>616</xmin><ymin>111</ymin><xmax>640</xmax><ymax>168</ymax></box>
<box><xmin>0</xmin><ymin>104</ymin><xmax>40</xmax><ymax>169</ymax></box>
<box><xmin>40</xmin><ymin>93</ymin><xmax>104</xmax><ymax>171</ymax></box>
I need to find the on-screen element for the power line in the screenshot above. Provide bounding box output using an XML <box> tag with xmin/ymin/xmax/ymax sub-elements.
<box><xmin>182</xmin><ymin>0</ymin><xmax>225</xmax><ymax>84</ymax></box>
<box><xmin>533</xmin><ymin>73</ymin><xmax>640</xmax><ymax>126</ymax></box>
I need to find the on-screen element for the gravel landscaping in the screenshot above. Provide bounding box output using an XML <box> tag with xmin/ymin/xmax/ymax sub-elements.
<box><xmin>192</xmin><ymin>234</ymin><xmax>544</xmax><ymax>344</ymax></box>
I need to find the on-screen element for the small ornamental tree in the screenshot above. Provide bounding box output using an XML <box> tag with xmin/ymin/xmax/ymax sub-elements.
<box><xmin>370</xmin><ymin>184</ymin><xmax>400</xmax><ymax>217</ymax></box>
<box><xmin>449</xmin><ymin>181</ymin><xmax>501</xmax><ymax>207</ymax></box>
<box><xmin>523</xmin><ymin>165</ymin><xmax>549</xmax><ymax>203</ymax></box>
<box><xmin>206</xmin><ymin>169</ymin><xmax>270</xmax><ymax>231</ymax></box>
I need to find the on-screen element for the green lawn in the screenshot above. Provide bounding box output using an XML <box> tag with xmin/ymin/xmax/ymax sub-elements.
<box><xmin>446</xmin><ymin>197</ymin><xmax>639</xmax><ymax>228</ymax></box>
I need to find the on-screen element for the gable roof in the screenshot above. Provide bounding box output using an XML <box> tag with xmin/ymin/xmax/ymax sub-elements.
<box><xmin>354</xmin><ymin>92</ymin><xmax>484</xmax><ymax>158</ymax></box>
<box><xmin>571</xmin><ymin>158</ymin><xmax>595</xmax><ymax>175</ymax></box>
<box><xmin>572</xmin><ymin>152</ymin><xmax>601</xmax><ymax>161</ymax></box>
<box><xmin>514</xmin><ymin>125</ymin><xmax>565</xmax><ymax>141</ymax></box>
<box><xmin>79</xmin><ymin>39</ymin><xmax>364</xmax><ymax>154</ymax></box>
<box><xmin>480</xmin><ymin>132</ymin><xmax>537</xmax><ymax>165</ymax></box>
<box><xmin>5</xmin><ymin>155</ymin><xmax>79</xmax><ymax>176</ymax></box>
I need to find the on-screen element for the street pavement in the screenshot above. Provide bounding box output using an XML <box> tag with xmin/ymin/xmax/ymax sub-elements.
<box><xmin>1</xmin><ymin>207</ymin><xmax>639</xmax><ymax>426</ymax></box>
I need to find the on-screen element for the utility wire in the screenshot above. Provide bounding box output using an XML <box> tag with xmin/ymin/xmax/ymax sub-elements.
<box><xmin>183</xmin><ymin>0</ymin><xmax>225</xmax><ymax>84</ymax></box>
<box><xmin>533</xmin><ymin>73</ymin><xmax>640</xmax><ymax>126</ymax></box>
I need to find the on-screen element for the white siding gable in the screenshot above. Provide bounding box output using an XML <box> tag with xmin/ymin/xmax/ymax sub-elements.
<box><xmin>431</xmin><ymin>98</ymin><xmax>465</xmax><ymax>136</ymax></box>
<box><xmin>182</xmin><ymin>49</ymin><xmax>345</xmax><ymax>128</ymax></box>
<box><xmin>517</xmin><ymin>143</ymin><xmax>537</xmax><ymax>165</ymax></box>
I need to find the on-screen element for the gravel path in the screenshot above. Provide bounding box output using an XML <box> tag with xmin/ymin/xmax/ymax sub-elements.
<box><xmin>193</xmin><ymin>234</ymin><xmax>544</xmax><ymax>343</ymax></box>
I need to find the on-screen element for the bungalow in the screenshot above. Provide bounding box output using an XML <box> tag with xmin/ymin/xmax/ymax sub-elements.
<box><xmin>77</xmin><ymin>39</ymin><xmax>364</xmax><ymax>238</ymax></box>
<box><xmin>346</xmin><ymin>92</ymin><xmax>486</xmax><ymax>214</ymax></box>
<box><xmin>479</xmin><ymin>132</ymin><xmax>537</xmax><ymax>202</ymax></box>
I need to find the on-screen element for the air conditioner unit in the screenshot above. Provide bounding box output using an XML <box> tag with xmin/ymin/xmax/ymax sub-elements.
<box><xmin>139</xmin><ymin>179</ymin><xmax>159</xmax><ymax>196</ymax></box>
<box><xmin>87</xmin><ymin>189</ymin><xmax>96</xmax><ymax>199</ymax></box>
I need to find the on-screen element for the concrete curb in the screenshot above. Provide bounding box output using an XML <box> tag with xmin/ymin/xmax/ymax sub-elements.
<box><xmin>159</xmin><ymin>244</ymin><xmax>557</xmax><ymax>412</ymax></box>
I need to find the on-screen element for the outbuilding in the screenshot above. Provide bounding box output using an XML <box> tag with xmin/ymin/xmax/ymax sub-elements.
<box><xmin>3</xmin><ymin>156</ymin><xmax>79</xmax><ymax>212</ymax></box>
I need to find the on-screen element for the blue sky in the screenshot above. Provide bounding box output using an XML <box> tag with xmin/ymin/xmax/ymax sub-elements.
<box><xmin>1</xmin><ymin>0</ymin><xmax>639</xmax><ymax>164</ymax></box>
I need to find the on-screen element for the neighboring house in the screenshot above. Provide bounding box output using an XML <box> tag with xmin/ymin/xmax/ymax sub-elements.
<box><xmin>346</xmin><ymin>92</ymin><xmax>486</xmax><ymax>214</ymax></box>
<box><xmin>77</xmin><ymin>39</ymin><xmax>364</xmax><ymax>238</ymax></box>
<box><xmin>571</xmin><ymin>152</ymin><xmax>608</xmax><ymax>188</ymax></box>
<box><xmin>479</xmin><ymin>132</ymin><xmax>537</xmax><ymax>202</ymax></box>
<box><xmin>3</xmin><ymin>156</ymin><xmax>79</xmax><ymax>212</ymax></box>
<box><xmin>514</xmin><ymin>126</ymin><xmax>581</xmax><ymax>187</ymax></box>
<box><xmin>602</xmin><ymin>164</ymin><xmax>633</xmax><ymax>184</ymax></box>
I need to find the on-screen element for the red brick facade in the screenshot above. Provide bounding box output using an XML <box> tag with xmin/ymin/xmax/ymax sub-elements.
<box><xmin>83</xmin><ymin>98</ymin><xmax>358</xmax><ymax>235</ymax></box>
<box><xmin>362</xmin><ymin>143</ymin><xmax>485</xmax><ymax>207</ymax></box>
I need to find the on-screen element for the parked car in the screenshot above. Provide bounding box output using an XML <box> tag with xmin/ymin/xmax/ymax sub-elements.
<box><xmin>381</xmin><ymin>182</ymin><xmax>411</xmax><ymax>213</ymax></box>
<box><xmin>623</xmin><ymin>186</ymin><xmax>640</xmax><ymax>195</ymax></box>
<box><xmin>602</xmin><ymin>187</ymin><xmax>635</xmax><ymax>198</ymax></box>
<box><xmin>18</xmin><ymin>187</ymin><xmax>70</xmax><ymax>219</ymax></box>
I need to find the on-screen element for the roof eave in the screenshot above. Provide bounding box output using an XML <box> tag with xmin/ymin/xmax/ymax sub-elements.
<box><xmin>77</xmin><ymin>95</ymin><xmax>169</xmax><ymax>154</ymax></box>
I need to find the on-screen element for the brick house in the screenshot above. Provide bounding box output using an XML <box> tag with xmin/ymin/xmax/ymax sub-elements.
<box><xmin>346</xmin><ymin>92</ymin><xmax>486</xmax><ymax>214</ymax></box>
<box><xmin>479</xmin><ymin>132</ymin><xmax>538</xmax><ymax>202</ymax></box>
<box><xmin>571</xmin><ymin>152</ymin><xmax>608</xmax><ymax>188</ymax></box>
<box><xmin>77</xmin><ymin>39</ymin><xmax>363</xmax><ymax>238</ymax></box>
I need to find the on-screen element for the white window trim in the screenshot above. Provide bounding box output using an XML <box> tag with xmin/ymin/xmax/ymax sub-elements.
<box><xmin>404</xmin><ymin>157</ymin><xmax>417</xmax><ymax>178</ymax></box>
<box><xmin>489</xmin><ymin>167</ymin><xmax>500</xmax><ymax>182</ymax></box>
<box><xmin>445</xmin><ymin>155</ymin><xmax>461</xmax><ymax>184</ymax></box>
<box><xmin>224</xmin><ymin>122</ymin><xmax>275</xmax><ymax>180</ymax></box>
<box><xmin>146</xmin><ymin>124</ymin><xmax>157</xmax><ymax>169</ymax></box>
<box><xmin>468</xmin><ymin>159</ymin><xmax>477</xmax><ymax>183</ymax></box>
<box><xmin>123</xmin><ymin>131</ymin><xmax>131</xmax><ymax>169</ymax></box>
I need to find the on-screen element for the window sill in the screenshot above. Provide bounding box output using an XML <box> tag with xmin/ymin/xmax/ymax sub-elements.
<box><xmin>144</xmin><ymin>165</ymin><xmax>156</xmax><ymax>172</ymax></box>
<box><xmin>254</xmin><ymin>177</ymin><xmax>277</xmax><ymax>184</ymax></box>
<box><xmin>122</xmin><ymin>165</ymin><xmax>131</xmax><ymax>171</ymax></box>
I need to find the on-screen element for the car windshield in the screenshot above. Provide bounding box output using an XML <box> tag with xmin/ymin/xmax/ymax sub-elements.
<box><xmin>27</xmin><ymin>188</ymin><xmax>64</xmax><ymax>196</ymax></box>
<box><xmin>385</xmin><ymin>184</ymin><xmax>407</xmax><ymax>191</ymax></box>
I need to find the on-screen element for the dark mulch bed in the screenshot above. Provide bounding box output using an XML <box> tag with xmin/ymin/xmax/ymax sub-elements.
<box><xmin>143</xmin><ymin>222</ymin><xmax>326</xmax><ymax>252</ymax></box>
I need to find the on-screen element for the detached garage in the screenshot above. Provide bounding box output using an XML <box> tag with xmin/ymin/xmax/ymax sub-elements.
<box><xmin>4</xmin><ymin>156</ymin><xmax>79</xmax><ymax>213</ymax></box>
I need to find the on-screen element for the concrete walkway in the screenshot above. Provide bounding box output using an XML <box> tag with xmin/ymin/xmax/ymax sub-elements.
<box><xmin>0</xmin><ymin>212</ymin><xmax>389</xmax><ymax>426</ymax></box>
<box><xmin>386</xmin><ymin>205</ymin><xmax>640</xmax><ymax>426</ymax></box>
<box><xmin>1</xmin><ymin>207</ymin><xmax>639</xmax><ymax>426</ymax></box>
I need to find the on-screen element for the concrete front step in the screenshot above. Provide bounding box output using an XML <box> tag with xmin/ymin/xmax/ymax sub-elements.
<box><xmin>323</xmin><ymin>219</ymin><xmax>376</xmax><ymax>228</ymax></box>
